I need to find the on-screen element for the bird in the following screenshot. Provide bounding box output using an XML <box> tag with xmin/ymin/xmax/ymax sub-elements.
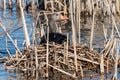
<box><xmin>40</xmin><ymin>13</ymin><xmax>68</xmax><ymax>44</ymax></box>
<box><xmin>48</xmin><ymin>13</ymin><xmax>68</xmax><ymax>33</ymax></box>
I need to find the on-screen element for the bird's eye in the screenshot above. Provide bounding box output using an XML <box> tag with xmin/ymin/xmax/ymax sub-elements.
<box><xmin>56</xmin><ymin>14</ymin><xmax>59</xmax><ymax>16</ymax></box>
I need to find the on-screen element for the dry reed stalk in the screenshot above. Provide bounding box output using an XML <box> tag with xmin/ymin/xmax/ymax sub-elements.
<box><xmin>103</xmin><ymin>0</ymin><xmax>110</xmax><ymax>16</ymax></box>
<box><xmin>46</xmin><ymin>26</ymin><xmax>49</xmax><ymax>79</ymax></box>
<box><xmin>21</xmin><ymin>0</ymin><xmax>25</xmax><ymax>9</ymax></box>
<box><xmin>47</xmin><ymin>63</ymin><xmax>77</xmax><ymax>78</ymax></box>
<box><xmin>8</xmin><ymin>0</ymin><xmax>13</xmax><ymax>9</ymax></box>
<box><xmin>86</xmin><ymin>0</ymin><xmax>92</xmax><ymax>15</ymax></box>
<box><xmin>76</xmin><ymin>0</ymin><xmax>81</xmax><ymax>44</ymax></box>
<box><xmin>53</xmin><ymin>42</ymin><xmax>57</xmax><ymax>65</ymax></box>
<box><xmin>90</xmin><ymin>6</ymin><xmax>95</xmax><ymax>50</ymax></box>
<box><xmin>110</xmin><ymin>38</ymin><xmax>117</xmax><ymax>60</ymax></box>
<box><xmin>115</xmin><ymin>0</ymin><xmax>120</xmax><ymax>14</ymax></box>
<box><xmin>110</xmin><ymin>18</ymin><xmax>114</xmax><ymax>40</ymax></box>
<box><xmin>44</xmin><ymin>0</ymin><xmax>47</xmax><ymax>9</ymax></box>
<box><xmin>100</xmin><ymin>54</ymin><xmax>104</xmax><ymax>80</ymax></box>
<box><xmin>111</xmin><ymin>15</ymin><xmax>120</xmax><ymax>38</ymax></box>
<box><xmin>103</xmin><ymin>24</ymin><xmax>107</xmax><ymax>42</ymax></box>
<box><xmin>80</xmin><ymin>65</ymin><xmax>83</xmax><ymax>78</ymax></box>
<box><xmin>78</xmin><ymin>0</ymin><xmax>81</xmax><ymax>44</ymax></box>
<box><xmin>58</xmin><ymin>60</ymin><xmax>75</xmax><ymax>69</ymax></box>
<box><xmin>15</xmin><ymin>54</ymin><xmax>26</xmax><ymax>66</ymax></box>
<box><xmin>63</xmin><ymin>0</ymin><xmax>67</xmax><ymax>14</ymax></box>
<box><xmin>15</xmin><ymin>40</ymin><xmax>18</xmax><ymax>60</ymax></box>
<box><xmin>54</xmin><ymin>0</ymin><xmax>64</xmax><ymax>7</ymax></box>
<box><xmin>112</xmin><ymin>38</ymin><xmax>118</xmax><ymax>80</ymax></box>
<box><xmin>106</xmin><ymin>37</ymin><xmax>119</xmax><ymax>62</ymax></box>
<box><xmin>70</xmin><ymin>0</ymin><xmax>78</xmax><ymax>75</ymax></box>
<box><xmin>81</xmin><ymin>1</ymin><xmax>84</xmax><ymax>12</ymax></box>
<box><xmin>18</xmin><ymin>0</ymin><xmax>30</xmax><ymax>48</ymax></box>
<box><xmin>119</xmin><ymin>0</ymin><xmax>120</xmax><ymax>14</ymax></box>
<box><xmin>66</xmin><ymin>33</ymin><xmax>68</xmax><ymax>64</ymax></box>
<box><xmin>104</xmin><ymin>37</ymin><xmax>113</xmax><ymax>50</ymax></box>
<box><xmin>32</xmin><ymin>23</ymin><xmax>37</xmax><ymax>45</ymax></box>
<box><xmin>64</xmin><ymin>42</ymin><xmax>66</xmax><ymax>63</ymax></box>
<box><xmin>51</xmin><ymin>0</ymin><xmax>54</xmax><ymax>13</ymax></box>
<box><xmin>111</xmin><ymin>4</ymin><xmax>116</xmax><ymax>15</ymax></box>
<box><xmin>77</xmin><ymin>56</ymin><xmax>99</xmax><ymax>65</ymax></box>
<box><xmin>35</xmin><ymin>47</ymin><xmax>38</xmax><ymax>68</ymax></box>
<box><xmin>106</xmin><ymin>59</ymin><xmax>109</xmax><ymax>74</ymax></box>
<box><xmin>35</xmin><ymin>47</ymin><xmax>38</xmax><ymax>80</ymax></box>
<box><xmin>104</xmin><ymin>38</ymin><xmax>114</xmax><ymax>57</ymax></box>
<box><xmin>100</xmin><ymin>54</ymin><xmax>104</xmax><ymax>75</ymax></box>
<box><xmin>3</xmin><ymin>0</ymin><xmax>6</xmax><ymax>10</ymax></box>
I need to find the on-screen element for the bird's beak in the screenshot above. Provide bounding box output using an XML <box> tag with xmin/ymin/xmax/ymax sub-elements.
<box><xmin>60</xmin><ymin>15</ymin><xmax>68</xmax><ymax>20</ymax></box>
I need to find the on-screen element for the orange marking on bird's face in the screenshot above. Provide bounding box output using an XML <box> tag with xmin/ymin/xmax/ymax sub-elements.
<box><xmin>60</xmin><ymin>15</ymin><xmax>68</xmax><ymax>20</ymax></box>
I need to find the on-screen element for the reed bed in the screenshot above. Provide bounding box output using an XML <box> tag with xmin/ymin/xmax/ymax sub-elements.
<box><xmin>4</xmin><ymin>43</ymin><xmax>114</xmax><ymax>79</ymax></box>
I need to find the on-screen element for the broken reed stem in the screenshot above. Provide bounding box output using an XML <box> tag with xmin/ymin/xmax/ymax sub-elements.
<box><xmin>44</xmin><ymin>12</ymin><xmax>49</xmax><ymax>78</ymax></box>
<box><xmin>113</xmin><ymin>38</ymin><xmax>118</xmax><ymax>80</ymax></box>
<box><xmin>104</xmin><ymin>38</ymin><xmax>114</xmax><ymax>57</ymax></box>
<box><xmin>103</xmin><ymin>24</ymin><xmax>107</xmax><ymax>42</ymax></box>
<box><xmin>77</xmin><ymin>0</ymin><xmax>81</xmax><ymax>44</ymax></box>
<box><xmin>70</xmin><ymin>0</ymin><xmax>78</xmax><ymax>75</ymax></box>
<box><xmin>35</xmin><ymin>47</ymin><xmax>38</xmax><ymax>68</ymax></box>
<box><xmin>51</xmin><ymin>0</ymin><xmax>54</xmax><ymax>13</ymax></box>
<box><xmin>100</xmin><ymin>54</ymin><xmax>104</xmax><ymax>80</ymax></box>
<box><xmin>110</xmin><ymin>18</ymin><xmax>114</xmax><ymax>39</ymax></box>
<box><xmin>18</xmin><ymin>0</ymin><xmax>30</xmax><ymax>48</ymax></box>
<box><xmin>80</xmin><ymin>65</ymin><xmax>84</xmax><ymax>78</ymax></box>
<box><xmin>3</xmin><ymin>0</ymin><xmax>6</xmax><ymax>10</ymax></box>
<box><xmin>115</xmin><ymin>0</ymin><xmax>120</xmax><ymax>14</ymax></box>
<box><xmin>106</xmin><ymin>59</ymin><xmax>109</xmax><ymax>74</ymax></box>
<box><xmin>47</xmin><ymin>63</ymin><xmax>77</xmax><ymax>78</ymax></box>
<box><xmin>64</xmin><ymin>42</ymin><xmax>66</xmax><ymax>63</ymax></box>
<box><xmin>8</xmin><ymin>0</ymin><xmax>13</xmax><ymax>9</ymax></box>
<box><xmin>66</xmin><ymin>33</ymin><xmax>68</xmax><ymax>64</ymax></box>
<box><xmin>111</xmin><ymin>15</ymin><xmax>120</xmax><ymax>38</ymax></box>
<box><xmin>35</xmin><ymin>47</ymin><xmax>38</xmax><ymax>80</ymax></box>
<box><xmin>15</xmin><ymin>40</ymin><xmax>18</xmax><ymax>60</ymax></box>
<box><xmin>90</xmin><ymin>9</ymin><xmax>95</xmax><ymax>50</ymax></box>
<box><xmin>32</xmin><ymin>23</ymin><xmax>36</xmax><ymax>45</ymax></box>
<box><xmin>63</xmin><ymin>0</ymin><xmax>67</xmax><ymax>14</ymax></box>
<box><xmin>46</xmin><ymin>26</ymin><xmax>49</xmax><ymax>79</ymax></box>
<box><xmin>44</xmin><ymin>0</ymin><xmax>47</xmax><ymax>9</ymax></box>
<box><xmin>100</xmin><ymin>54</ymin><xmax>104</xmax><ymax>74</ymax></box>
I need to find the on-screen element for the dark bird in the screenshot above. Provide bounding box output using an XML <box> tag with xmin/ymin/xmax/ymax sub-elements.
<box><xmin>40</xmin><ymin>13</ymin><xmax>68</xmax><ymax>44</ymax></box>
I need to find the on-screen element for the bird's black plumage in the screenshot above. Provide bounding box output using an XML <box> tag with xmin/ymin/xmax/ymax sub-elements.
<box><xmin>40</xmin><ymin>33</ymin><xmax>66</xmax><ymax>44</ymax></box>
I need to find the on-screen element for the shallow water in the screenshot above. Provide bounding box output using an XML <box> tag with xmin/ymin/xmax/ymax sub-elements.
<box><xmin>0</xmin><ymin>2</ymin><xmax>33</xmax><ymax>79</ymax></box>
